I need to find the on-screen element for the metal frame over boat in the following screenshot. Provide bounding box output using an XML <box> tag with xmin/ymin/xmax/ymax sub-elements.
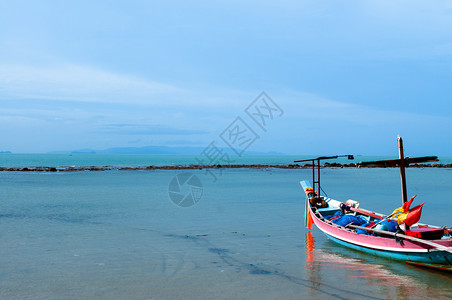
<box><xmin>296</xmin><ymin>137</ymin><xmax>452</xmax><ymax>267</ymax></box>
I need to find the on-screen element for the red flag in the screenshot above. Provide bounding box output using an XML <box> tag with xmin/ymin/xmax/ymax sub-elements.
<box><xmin>391</xmin><ymin>195</ymin><xmax>417</xmax><ymax>224</ymax></box>
<box><xmin>402</xmin><ymin>195</ymin><xmax>416</xmax><ymax>211</ymax></box>
<box><xmin>403</xmin><ymin>203</ymin><xmax>424</xmax><ymax>227</ymax></box>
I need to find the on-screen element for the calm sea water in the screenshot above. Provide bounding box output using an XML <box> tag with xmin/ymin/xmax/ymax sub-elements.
<box><xmin>0</xmin><ymin>155</ymin><xmax>451</xmax><ymax>299</ymax></box>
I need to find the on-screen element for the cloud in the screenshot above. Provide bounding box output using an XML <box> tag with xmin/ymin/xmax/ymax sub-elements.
<box><xmin>0</xmin><ymin>63</ymin><xmax>254</xmax><ymax>116</ymax></box>
<box><xmin>0</xmin><ymin>64</ymin><xmax>184</xmax><ymax>104</ymax></box>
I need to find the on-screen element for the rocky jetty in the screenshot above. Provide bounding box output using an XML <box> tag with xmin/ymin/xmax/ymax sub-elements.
<box><xmin>0</xmin><ymin>162</ymin><xmax>450</xmax><ymax>172</ymax></box>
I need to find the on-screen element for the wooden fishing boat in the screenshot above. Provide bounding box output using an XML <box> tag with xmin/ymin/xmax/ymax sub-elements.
<box><xmin>296</xmin><ymin>137</ymin><xmax>452</xmax><ymax>266</ymax></box>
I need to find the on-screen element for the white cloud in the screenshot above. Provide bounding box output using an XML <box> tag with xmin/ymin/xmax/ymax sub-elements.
<box><xmin>0</xmin><ymin>64</ymin><xmax>185</xmax><ymax>104</ymax></box>
<box><xmin>0</xmin><ymin>63</ymin><xmax>254</xmax><ymax>113</ymax></box>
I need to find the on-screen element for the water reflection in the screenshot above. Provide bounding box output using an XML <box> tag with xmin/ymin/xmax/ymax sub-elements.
<box><xmin>305</xmin><ymin>230</ymin><xmax>412</xmax><ymax>283</ymax></box>
<box><xmin>304</xmin><ymin>231</ymin><xmax>451</xmax><ymax>299</ymax></box>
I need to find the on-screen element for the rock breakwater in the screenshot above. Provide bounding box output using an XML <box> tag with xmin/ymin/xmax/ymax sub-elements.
<box><xmin>0</xmin><ymin>162</ymin><xmax>450</xmax><ymax>172</ymax></box>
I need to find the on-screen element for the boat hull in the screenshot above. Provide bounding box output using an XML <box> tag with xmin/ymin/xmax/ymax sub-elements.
<box><xmin>302</xmin><ymin>181</ymin><xmax>452</xmax><ymax>265</ymax></box>
<box><xmin>325</xmin><ymin>233</ymin><xmax>452</xmax><ymax>264</ymax></box>
<box><xmin>312</xmin><ymin>211</ymin><xmax>452</xmax><ymax>264</ymax></box>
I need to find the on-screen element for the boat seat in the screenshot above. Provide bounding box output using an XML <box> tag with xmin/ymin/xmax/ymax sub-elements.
<box><xmin>317</xmin><ymin>206</ymin><xmax>341</xmax><ymax>218</ymax></box>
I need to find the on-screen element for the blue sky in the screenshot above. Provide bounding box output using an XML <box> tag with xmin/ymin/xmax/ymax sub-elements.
<box><xmin>1</xmin><ymin>1</ymin><xmax>452</xmax><ymax>155</ymax></box>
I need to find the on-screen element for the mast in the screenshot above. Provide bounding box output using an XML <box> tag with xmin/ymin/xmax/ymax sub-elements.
<box><xmin>358</xmin><ymin>136</ymin><xmax>438</xmax><ymax>229</ymax></box>
<box><xmin>398</xmin><ymin>136</ymin><xmax>408</xmax><ymax>204</ymax></box>
<box><xmin>359</xmin><ymin>139</ymin><xmax>438</xmax><ymax>201</ymax></box>
<box><xmin>294</xmin><ymin>155</ymin><xmax>354</xmax><ymax>198</ymax></box>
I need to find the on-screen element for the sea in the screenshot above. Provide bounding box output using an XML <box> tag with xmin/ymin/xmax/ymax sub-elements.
<box><xmin>0</xmin><ymin>154</ymin><xmax>451</xmax><ymax>299</ymax></box>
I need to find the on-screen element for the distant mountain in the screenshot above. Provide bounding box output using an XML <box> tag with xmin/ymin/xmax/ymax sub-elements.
<box><xmin>48</xmin><ymin>146</ymin><xmax>284</xmax><ymax>155</ymax></box>
<box><xmin>98</xmin><ymin>146</ymin><xmax>205</xmax><ymax>155</ymax></box>
<box><xmin>0</xmin><ymin>151</ymin><xmax>12</xmax><ymax>154</ymax></box>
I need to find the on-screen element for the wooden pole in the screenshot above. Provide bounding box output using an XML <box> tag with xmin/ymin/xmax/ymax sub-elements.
<box><xmin>398</xmin><ymin>136</ymin><xmax>408</xmax><ymax>204</ymax></box>
<box><xmin>311</xmin><ymin>160</ymin><xmax>315</xmax><ymax>196</ymax></box>
<box><xmin>317</xmin><ymin>158</ymin><xmax>321</xmax><ymax>197</ymax></box>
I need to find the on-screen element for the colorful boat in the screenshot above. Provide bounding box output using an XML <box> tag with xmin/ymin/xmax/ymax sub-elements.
<box><xmin>296</xmin><ymin>137</ymin><xmax>452</xmax><ymax>266</ymax></box>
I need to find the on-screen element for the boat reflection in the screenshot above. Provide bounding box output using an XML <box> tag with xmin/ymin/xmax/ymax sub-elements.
<box><xmin>303</xmin><ymin>231</ymin><xmax>452</xmax><ymax>298</ymax></box>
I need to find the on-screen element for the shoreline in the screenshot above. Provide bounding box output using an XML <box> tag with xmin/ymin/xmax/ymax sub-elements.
<box><xmin>0</xmin><ymin>162</ymin><xmax>451</xmax><ymax>172</ymax></box>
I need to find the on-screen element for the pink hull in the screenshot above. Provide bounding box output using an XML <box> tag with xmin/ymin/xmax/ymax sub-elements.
<box><xmin>311</xmin><ymin>208</ymin><xmax>450</xmax><ymax>252</ymax></box>
<box><xmin>307</xmin><ymin>198</ymin><xmax>452</xmax><ymax>264</ymax></box>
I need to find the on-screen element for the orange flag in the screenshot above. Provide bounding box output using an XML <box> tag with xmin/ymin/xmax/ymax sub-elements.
<box><xmin>305</xmin><ymin>199</ymin><xmax>314</xmax><ymax>229</ymax></box>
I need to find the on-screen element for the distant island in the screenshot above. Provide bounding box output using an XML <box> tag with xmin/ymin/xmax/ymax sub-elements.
<box><xmin>0</xmin><ymin>151</ymin><xmax>12</xmax><ymax>154</ymax></box>
<box><xmin>48</xmin><ymin>145</ymin><xmax>284</xmax><ymax>156</ymax></box>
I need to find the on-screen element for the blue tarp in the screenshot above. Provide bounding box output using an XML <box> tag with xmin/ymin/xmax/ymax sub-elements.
<box><xmin>356</xmin><ymin>220</ymin><xmax>399</xmax><ymax>235</ymax></box>
<box><xmin>374</xmin><ymin>220</ymin><xmax>399</xmax><ymax>233</ymax></box>
<box><xmin>330</xmin><ymin>212</ymin><xmax>399</xmax><ymax>235</ymax></box>
<box><xmin>331</xmin><ymin>213</ymin><xmax>367</xmax><ymax>227</ymax></box>
<box><xmin>356</xmin><ymin>222</ymin><xmax>374</xmax><ymax>235</ymax></box>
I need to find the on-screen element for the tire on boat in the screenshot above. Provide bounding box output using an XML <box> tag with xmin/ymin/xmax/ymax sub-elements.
<box><xmin>309</xmin><ymin>197</ymin><xmax>328</xmax><ymax>208</ymax></box>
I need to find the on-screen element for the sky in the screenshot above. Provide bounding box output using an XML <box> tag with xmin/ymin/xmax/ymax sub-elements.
<box><xmin>1</xmin><ymin>0</ymin><xmax>452</xmax><ymax>155</ymax></box>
